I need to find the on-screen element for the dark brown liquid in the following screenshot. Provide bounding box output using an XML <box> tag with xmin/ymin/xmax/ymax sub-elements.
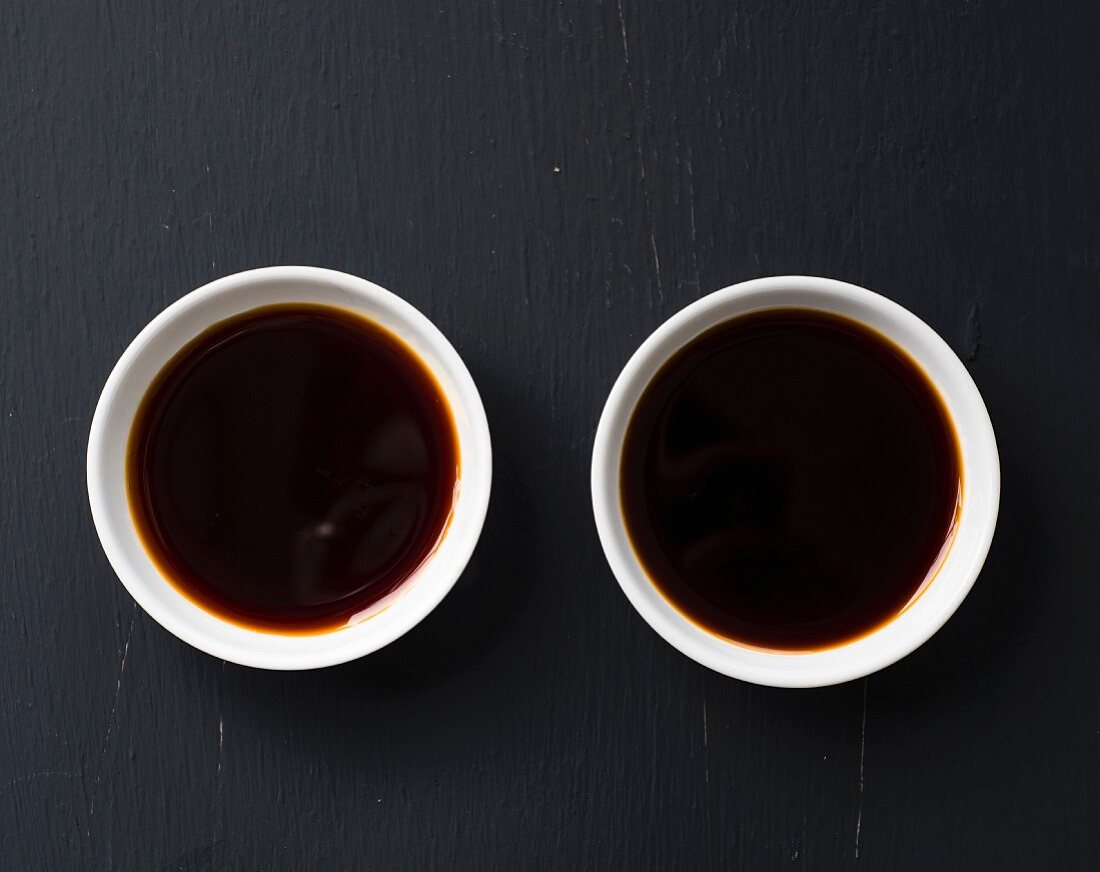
<box><xmin>621</xmin><ymin>308</ymin><xmax>961</xmax><ymax>651</ymax></box>
<box><xmin>127</xmin><ymin>304</ymin><xmax>459</xmax><ymax>633</ymax></box>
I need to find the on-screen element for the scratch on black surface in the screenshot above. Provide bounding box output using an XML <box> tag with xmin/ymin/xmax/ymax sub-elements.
<box><xmin>211</xmin><ymin>661</ymin><xmax>227</xmax><ymax>858</ymax></box>
<box><xmin>855</xmin><ymin>678</ymin><xmax>868</xmax><ymax>860</ymax></box>
<box><xmin>4</xmin><ymin>771</ymin><xmax>76</xmax><ymax>791</ymax></box>
<box><xmin>216</xmin><ymin>717</ymin><xmax>224</xmax><ymax>777</ymax></box>
<box><xmin>615</xmin><ymin>0</ymin><xmax>662</xmax><ymax>301</ymax></box>
<box><xmin>684</xmin><ymin>151</ymin><xmax>700</xmax><ymax>287</ymax></box>
<box><xmin>966</xmin><ymin>301</ymin><xmax>982</xmax><ymax>361</ymax></box>
<box><xmin>87</xmin><ymin>602</ymin><xmax>136</xmax><ymax>858</ymax></box>
<box><xmin>95</xmin><ymin>603</ymin><xmax>136</xmax><ymax>788</ymax></box>
<box><xmin>211</xmin><ymin>715</ymin><xmax>224</xmax><ymax>857</ymax></box>
<box><xmin>614</xmin><ymin>1</ymin><xmax>636</xmax><ymax>159</ymax></box>
<box><xmin>649</xmin><ymin>233</ymin><xmax>663</xmax><ymax>291</ymax></box>
<box><xmin>702</xmin><ymin>699</ymin><xmax>709</xmax><ymax>784</ymax></box>
<box><xmin>792</xmin><ymin>814</ymin><xmax>806</xmax><ymax>862</ymax></box>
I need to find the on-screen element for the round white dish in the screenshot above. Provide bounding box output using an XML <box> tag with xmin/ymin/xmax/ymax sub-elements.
<box><xmin>88</xmin><ymin>266</ymin><xmax>492</xmax><ymax>670</ymax></box>
<box><xmin>591</xmin><ymin>276</ymin><xmax>999</xmax><ymax>687</ymax></box>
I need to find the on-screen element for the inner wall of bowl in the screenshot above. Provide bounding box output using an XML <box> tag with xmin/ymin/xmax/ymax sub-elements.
<box><xmin>92</xmin><ymin>271</ymin><xmax>489</xmax><ymax>666</ymax></box>
<box><xmin>597</xmin><ymin>280</ymin><xmax>998</xmax><ymax>685</ymax></box>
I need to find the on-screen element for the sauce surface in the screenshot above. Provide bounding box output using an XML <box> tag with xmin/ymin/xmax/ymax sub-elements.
<box><xmin>127</xmin><ymin>304</ymin><xmax>458</xmax><ymax>633</ymax></box>
<box><xmin>620</xmin><ymin>308</ymin><xmax>960</xmax><ymax>651</ymax></box>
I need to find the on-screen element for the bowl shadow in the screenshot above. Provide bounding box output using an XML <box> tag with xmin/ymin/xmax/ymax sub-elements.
<box><xmin>861</xmin><ymin>436</ymin><xmax>1040</xmax><ymax>705</ymax></box>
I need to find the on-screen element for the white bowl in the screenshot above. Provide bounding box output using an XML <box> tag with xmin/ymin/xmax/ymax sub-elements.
<box><xmin>88</xmin><ymin>266</ymin><xmax>492</xmax><ymax>669</ymax></box>
<box><xmin>591</xmin><ymin>276</ymin><xmax>999</xmax><ymax>687</ymax></box>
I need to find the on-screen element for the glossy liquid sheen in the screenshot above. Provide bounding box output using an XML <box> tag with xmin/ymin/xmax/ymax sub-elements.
<box><xmin>127</xmin><ymin>304</ymin><xmax>458</xmax><ymax>633</ymax></box>
<box><xmin>621</xmin><ymin>309</ymin><xmax>961</xmax><ymax>651</ymax></box>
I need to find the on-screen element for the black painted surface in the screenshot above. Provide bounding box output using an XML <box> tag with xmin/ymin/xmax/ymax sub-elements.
<box><xmin>2</xmin><ymin>1</ymin><xmax>1098</xmax><ymax>869</ymax></box>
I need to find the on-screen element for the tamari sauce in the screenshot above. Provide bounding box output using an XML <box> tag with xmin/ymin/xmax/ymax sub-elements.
<box><xmin>127</xmin><ymin>304</ymin><xmax>459</xmax><ymax>633</ymax></box>
<box><xmin>620</xmin><ymin>308</ymin><xmax>961</xmax><ymax>651</ymax></box>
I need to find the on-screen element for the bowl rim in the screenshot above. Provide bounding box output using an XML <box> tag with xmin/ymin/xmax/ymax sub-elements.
<box><xmin>590</xmin><ymin>275</ymin><xmax>1000</xmax><ymax>687</ymax></box>
<box><xmin>87</xmin><ymin>265</ymin><xmax>492</xmax><ymax>669</ymax></box>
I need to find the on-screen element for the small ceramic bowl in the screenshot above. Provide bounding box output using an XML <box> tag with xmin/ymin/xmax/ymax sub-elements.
<box><xmin>591</xmin><ymin>276</ymin><xmax>999</xmax><ymax>687</ymax></box>
<box><xmin>88</xmin><ymin>266</ymin><xmax>492</xmax><ymax>669</ymax></box>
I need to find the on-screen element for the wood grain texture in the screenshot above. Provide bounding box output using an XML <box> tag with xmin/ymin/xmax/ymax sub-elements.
<box><xmin>2</xmin><ymin>1</ymin><xmax>1099</xmax><ymax>868</ymax></box>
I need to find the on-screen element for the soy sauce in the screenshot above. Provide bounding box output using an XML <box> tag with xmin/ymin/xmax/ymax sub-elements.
<box><xmin>127</xmin><ymin>304</ymin><xmax>459</xmax><ymax>633</ymax></box>
<box><xmin>620</xmin><ymin>308</ymin><xmax>961</xmax><ymax>651</ymax></box>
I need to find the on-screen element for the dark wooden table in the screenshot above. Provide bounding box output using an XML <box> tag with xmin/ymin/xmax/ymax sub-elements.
<box><xmin>3</xmin><ymin>2</ymin><xmax>1099</xmax><ymax>869</ymax></box>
